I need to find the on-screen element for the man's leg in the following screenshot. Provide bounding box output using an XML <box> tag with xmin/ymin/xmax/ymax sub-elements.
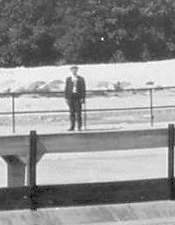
<box><xmin>69</xmin><ymin>99</ymin><xmax>75</xmax><ymax>130</ymax></box>
<box><xmin>76</xmin><ymin>100</ymin><xmax>82</xmax><ymax>130</ymax></box>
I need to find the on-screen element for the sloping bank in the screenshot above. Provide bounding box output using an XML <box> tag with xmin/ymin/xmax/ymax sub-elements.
<box><xmin>0</xmin><ymin>201</ymin><xmax>175</xmax><ymax>225</ymax></box>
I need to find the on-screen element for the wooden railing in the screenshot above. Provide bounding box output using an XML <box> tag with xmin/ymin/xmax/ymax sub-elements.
<box><xmin>0</xmin><ymin>124</ymin><xmax>174</xmax><ymax>210</ymax></box>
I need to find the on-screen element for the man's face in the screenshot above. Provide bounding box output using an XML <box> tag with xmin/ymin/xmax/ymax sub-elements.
<box><xmin>71</xmin><ymin>68</ymin><xmax>78</xmax><ymax>76</ymax></box>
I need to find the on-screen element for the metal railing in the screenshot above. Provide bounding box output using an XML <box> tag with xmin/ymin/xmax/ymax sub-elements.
<box><xmin>1</xmin><ymin>86</ymin><xmax>175</xmax><ymax>133</ymax></box>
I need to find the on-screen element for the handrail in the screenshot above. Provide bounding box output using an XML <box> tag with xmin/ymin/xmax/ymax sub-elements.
<box><xmin>0</xmin><ymin>84</ymin><xmax>174</xmax><ymax>96</ymax></box>
<box><xmin>0</xmin><ymin>86</ymin><xmax>175</xmax><ymax>133</ymax></box>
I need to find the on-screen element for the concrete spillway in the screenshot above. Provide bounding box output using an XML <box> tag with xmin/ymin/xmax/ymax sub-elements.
<box><xmin>0</xmin><ymin>201</ymin><xmax>175</xmax><ymax>225</ymax></box>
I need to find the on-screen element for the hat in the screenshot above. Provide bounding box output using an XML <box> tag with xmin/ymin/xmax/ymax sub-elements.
<box><xmin>70</xmin><ymin>65</ymin><xmax>79</xmax><ymax>70</ymax></box>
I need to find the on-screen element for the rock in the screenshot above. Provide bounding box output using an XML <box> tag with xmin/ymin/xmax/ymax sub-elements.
<box><xmin>39</xmin><ymin>80</ymin><xmax>65</xmax><ymax>92</ymax></box>
<box><xmin>27</xmin><ymin>81</ymin><xmax>46</xmax><ymax>92</ymax></box>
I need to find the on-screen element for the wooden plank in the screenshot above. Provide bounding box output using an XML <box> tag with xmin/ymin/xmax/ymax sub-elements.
<box><xmin>0</xmin><ymin>187</ymin><xmax>30</xmax><ymax>210</ymax></box>
<box><xmin>36</xmin><ymin>179</ymin><xmax>172</xmax><ymax>208</ymax></box>
<box><xmin>38</xmin><ymin>128</ymin><xmax>168</xmax><ymax>153</ymax></box>
<box><xmin>0</xmin><ymin>178</ymin><xmax>172</xmax><ymax>210</ymax></box>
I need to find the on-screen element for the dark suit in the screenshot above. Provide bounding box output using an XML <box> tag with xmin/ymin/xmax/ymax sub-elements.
<box><xmin>65</xmin><ymin>75</ymin><xmax>86</xmax><ymax>130</ymax></box>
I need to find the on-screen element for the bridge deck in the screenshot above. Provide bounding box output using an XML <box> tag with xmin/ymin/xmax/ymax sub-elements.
<box><xmin>0</xmin><ymin>127</ymin><xmax>169</xmax><ymax>156</ymax></box>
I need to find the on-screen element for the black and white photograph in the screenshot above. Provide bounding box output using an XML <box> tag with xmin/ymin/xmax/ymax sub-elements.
<box><xmin>0</xmin><ymin>0</ymin><xmax>175</xmax><ymax>224</ymax></box>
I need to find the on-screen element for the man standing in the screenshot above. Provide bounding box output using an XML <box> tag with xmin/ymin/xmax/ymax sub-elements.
<box><xmin>65</xmin><ymin>65</ymin><xmax>86</xmax><ymax>131</ymax></box>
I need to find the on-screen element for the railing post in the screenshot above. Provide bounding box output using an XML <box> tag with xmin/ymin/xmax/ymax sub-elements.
<box><xmin>28</xmin><ymin>130</ymin><xmax>37</xmax><ymax>210</ymax></box>
<box><xmin>149</xmin><ymin>88</ymin><xmax>154</xmax><ymax>126</ymax></box>
<box><xmin>168</xmin><ymin>124</ymin><xmax>174</xmax><ymax>198</ymax></box>
<box><xmin>83</xmin><ymin>101</ymin><xmax>87</xmax><ymax>130</ymax></box>
<box><xmin>12</xmin><ymin>93</ymin><xmax>16</xmax><ymax>133</ymax></box>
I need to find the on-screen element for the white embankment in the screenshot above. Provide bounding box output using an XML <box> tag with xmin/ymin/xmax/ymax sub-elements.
<box><xmin>0</xmin><ymin>59</ymin><xmax>175</xmax><ymax>92</ymax></box>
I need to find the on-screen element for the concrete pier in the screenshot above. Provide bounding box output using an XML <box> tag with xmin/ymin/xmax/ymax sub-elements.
<box><xmin>2</xmin><ymin>156</ymin><xmax>25</xmax><ymax>187</ymax></box>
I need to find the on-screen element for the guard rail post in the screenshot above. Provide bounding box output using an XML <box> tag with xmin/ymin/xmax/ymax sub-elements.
<box><xmin>11</xmin><ymin>93</ymin><xmax>16</xmax><ymax>133</ymax></box>
<box><xmin>28</xmin><ymin>130</ymin><xmax>37</xmax><ymax>210</ymax></box>
<box><xmin>168</xmin><ymin>124</ymin><xmax>174</xmax><ymax>198</ymax></box>
<box><xmin>149</xmin><ymin>88</ymin><xmax>154</xmax><ymax>126</ymax></box>
<box><xmin>83</xmin><ymin>100</ymin><xmax>87</xmax><ymax>130</ymax></box>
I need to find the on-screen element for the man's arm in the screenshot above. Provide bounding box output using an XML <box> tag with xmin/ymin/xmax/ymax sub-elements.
<box><xmin>65</xmin><ymin>77</ymin><xmax>69</xmax><ymax>101</ymax></box>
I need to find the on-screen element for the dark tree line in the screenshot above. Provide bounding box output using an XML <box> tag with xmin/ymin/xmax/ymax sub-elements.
<box><xmin>0</xmin><ymin>0</ymin><xmax>175</xmax><ymax>67</ymax></box>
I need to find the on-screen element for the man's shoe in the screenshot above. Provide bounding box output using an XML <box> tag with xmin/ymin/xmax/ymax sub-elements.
<box><xmin>68</xmin><ymin>127</ymin><xmax>74</xmax><ymax>131</ymax></box>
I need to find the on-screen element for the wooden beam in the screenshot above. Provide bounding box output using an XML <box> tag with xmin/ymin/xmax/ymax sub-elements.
<box><xmin>0</xmin><ymin>178</ymin><xmax>172</xmax><ymax>210</ymax></box>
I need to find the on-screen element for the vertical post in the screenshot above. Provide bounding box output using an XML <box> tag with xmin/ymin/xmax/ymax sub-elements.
<box><xmin>149</xmin><ymin>88</ymin><xmax>154</xmax><ymax>126</ymax></box>
<box><xmin>168</xmin><ymin>124</ymin><xmax>174</xmax><ymax>185</ymax></box>
<box><xmin>28</xmin><ymin>130</ymin><xmax>37</xmax><ymax>210</ymax></box>
<box><xmin>12</xmin><ymin>94</ymin><xmax>16</xmax><ymax>133</ymax></box>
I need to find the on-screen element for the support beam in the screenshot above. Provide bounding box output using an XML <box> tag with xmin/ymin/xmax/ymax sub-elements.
<box><xmin>0</xmin><ymin>128</ymin><xmax>169</xmax><ymax>156</ymax></box>
<box><xmin>38</xmin><ymin>128</ymin><xmax>168</xmax><ymax>154</ymax></box>
<box><xmin>2</xmin><ymin>156</ymin><xmax>25</xmax><ymax>187</ymax></box>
